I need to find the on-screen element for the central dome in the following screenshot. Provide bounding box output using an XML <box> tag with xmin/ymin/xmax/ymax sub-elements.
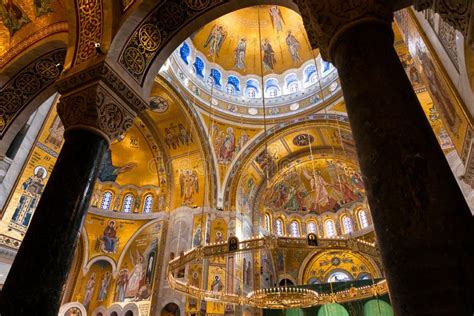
<box><xmin>160</xmin><ymin>5</ymin><xmax>342</xmax><ymax>121</ymax></box>
<box><xmin>191</xmin><ymin>5</ymin><xmax>313</xmax><ymax>75</ymax></box>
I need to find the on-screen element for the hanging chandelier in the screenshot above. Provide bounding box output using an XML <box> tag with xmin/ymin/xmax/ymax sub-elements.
<box><xmin>247</xmin><ymin>286</ymin><xmax>320</xmax><ymax>309</ymax></box>
<box><xmin>167</xmin><ymin>235</ymin><xmax>381</xmax><ymax>309</ymax></box>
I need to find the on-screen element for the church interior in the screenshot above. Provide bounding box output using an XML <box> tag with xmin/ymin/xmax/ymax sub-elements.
<box><xmin>0</xmin><ymin>1</ymin><xmax>473</xmax><ymax>315</ymax></box>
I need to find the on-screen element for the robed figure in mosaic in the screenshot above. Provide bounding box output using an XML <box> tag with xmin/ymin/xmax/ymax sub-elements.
<box><xmin>234</xmin><ymin>37</ymin><xmax>247</xmax><ymax>70</ymax></box>
<box><xmin>286</xmin><ymin>30</ymin><xmax>301</xmax><ymax>64</ymax></box>
<box><xmin>10</xmin><ymin>166</ymin><xmax>47</xmax><ymax>232</ymax></box>
<box><xmin>262</xmin><ymin>39</ymin><xmax>276</xmax><ymax>72</ymax></box>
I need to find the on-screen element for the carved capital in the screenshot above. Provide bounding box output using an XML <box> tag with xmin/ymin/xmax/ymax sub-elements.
<box><xmin>57</xmin><ymin>82</ymin><xmax>135</xmax><ymax>143</ymax></box>
<box><xmin>295</xmin><ymin>0</ymin><xmax>394</xmax><ymax>61</ymax></box>
<box><xmin>56</xmin><ymin>60</ymin><xmax>148</xmax><ymax>114</ymax></box>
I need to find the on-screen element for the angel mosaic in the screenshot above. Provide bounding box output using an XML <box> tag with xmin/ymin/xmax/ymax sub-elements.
<box><xmin>179</xmin><ymin>169</ymin><xmax>199</xmax><ymax>205</ymax></box>
<box><xmin>269</xmin><ymin>5</ymin><xmax>285</xmax><ymax>32</ymax></box>
<box><xmin>204</xmin><ymin>24</ymin><xmax>227</xmax><ymax>59</ymax></box>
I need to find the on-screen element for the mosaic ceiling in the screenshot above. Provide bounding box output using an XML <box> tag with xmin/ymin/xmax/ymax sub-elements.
<box><xmin>190</xmin><ymin>5</ymin><xmax>315</xmax><ymax>75</ymax></box>
<box><xmin>0</xmin><ymin>0</ymin><xmax>67</xmax><ymax>65</ymax></box>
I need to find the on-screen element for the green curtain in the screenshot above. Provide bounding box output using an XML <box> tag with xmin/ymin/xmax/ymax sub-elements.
<box><xmin>317</xmin><ymin>304</ymin><xmax>349</xmax><ymax>316</ymax></box>
<box><xmin>363</xmin><ymin>299</ymin><xmax>394</xmax><ymax>316</ymax></box>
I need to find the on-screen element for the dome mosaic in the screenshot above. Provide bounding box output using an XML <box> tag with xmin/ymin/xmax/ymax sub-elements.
<box><xmin>160</xmin><ymin>5</ymin><xmax>342</xmax><ymax>121</ymax></box>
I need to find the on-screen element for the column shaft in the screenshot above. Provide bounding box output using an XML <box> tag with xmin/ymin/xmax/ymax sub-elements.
<box><xmin>332</xmin><ymin>23</ymin><xmax>473</xmax><ymax>315</ymax></box>
<box><xmin>0</xmin><ymin>129</ymin><xmax>107</xmax><ymax>315</ymax></box>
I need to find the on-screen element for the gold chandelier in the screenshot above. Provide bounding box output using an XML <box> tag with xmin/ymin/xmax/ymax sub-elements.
<box><xmin>247</xmin><ymin>286</ymin><xmax>320</xmax><ymax>309</ymax></box>
<box><xmin>167</xmin><ymin>235</ymin><xmax>385</xmax><ymax>309</ymax></box>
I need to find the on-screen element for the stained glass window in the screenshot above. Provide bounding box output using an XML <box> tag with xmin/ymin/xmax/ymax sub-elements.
<box><xmin>264</xmin><ymin>213</ymin><xmax>271</xmax><ymax>232</ymax></box>
<box><xmin>342</xmin><ymin>216</ymin><xmax>353</xmax><ymax>234</ymax></box>
<box><xmin>275</xmin><ymin>219</ymin><xmax>284</xmax><ymax>236</ymax></box>
<box><xmin>325</xmin><ymin>220</ymin><xmax>336</xmax><ymax>238</ymax></box>
<box><xmin>122</xmin><ymin>194</ymin><xmax>134</xmax><ymax>213</ymax></box>
<box><xmin>101</xmin><ymin>191</ymin><xmax>113</xmax><ymax>210</ymax></box>
<box><xmin>290</xmin><ymin>221</ymin><xmax>299</xmax><ymax>237</ymax></box>
<box><xmin>359</xmin><ymin>210</ymin><xmax>369</xmax><ymax>228</ymax></box>
<box><xmin>143</xmin><ymin>194</ymin><xmax>153</xmax><ymax>213</ymax></box>
<box><xmin>307</xmin><ymin>221</ymin><xmax>317</xmax><ymax>234</ymax></box>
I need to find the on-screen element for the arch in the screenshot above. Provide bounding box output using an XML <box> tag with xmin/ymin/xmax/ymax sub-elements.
<box><xmin>109</xmin><ymin>0</ymin><xmax>300</xmax><ymax>96</ymax></box>
<box><xmin>317</xmin><ymin>303</ymin><xmax>349</xmax><ymax>316</ymax></box>
<box><xmin>101</xmin><ymin>191</ymin><xmax>114</xmax><ymax>210</ymax></box>
<box><xmin>223</xmin><ymin>115</ymin><xmax>353</xmax><ymax>209</ymax></box>
<box><xmin>83</xmin><ymin>256</ymin><xmax>117</xmax><ymax>276</ymax></box>
<box><xmin>307</xmin><ymin>220</ymin><xmax>317</xmax><ymax>234</ymax></box>
<box><xmin>278</xmin><ymin>277</ymin><xmax>295</xmax><ymax>286</ymax></box>
<box><xmin>123</xmin><ymin>302</ymin><xmax>140</xmax><ymax>316</ymax></box>
<box><xmin>363</xmin><ymin>299</ymin><xmax>394</xmax><ymax>316</ymax></box>
<box><xmin>357</xmin><ymin>209</ymin><xmax>369</xmax><ymax>229</ymax></box>
<box><xmin>341</xmin><ymin>215</ymin><xmax>353</xmax><ymax>234</ymax></box>
<box><xmin>58</xmin><ymin>302</ymin><xmax>87</xmax><ymax>316</ymax></box>
<box><xmin>324</xmin><ymin>219</ymin><xmax>336</xmax><ymax>238</ymax></box>
<box><xmin>289</xmin><ymin>220</ymin><xmax>300</xmax><ymax>237</ymax></box>
<box><xmin>275</xmin><ymin>217</ymin><xmax>284</xmax><ymax>236</ymax></box>
<box><xmin>0</xmin><ymin>45</ymin><xmax>66</xmax><ymax>155</ymax></box>
<box><xmin>143</xmin><ymin>193</ymin><xmax>154</xmax><ymax>213</ymax></box>
<box><xmin>121</xmin><ymin>193</ymin><xmax>135</xmax><ymax>213</ymax></box>
<box><xmin>161</xmin><ymin>302</ymin><xmax>180</xmax><ymax>316</ymax></box>
<box><xmin>264</xmin><ymin>212</ymin><xmax>272</xmax><ymax>232</ymax></box>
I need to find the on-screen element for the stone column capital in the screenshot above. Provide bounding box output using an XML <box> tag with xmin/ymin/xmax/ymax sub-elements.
<box><xmin>295</xmin><ymin>0</ymin><xmax>394</xmax><ymax>61</ymax></box>
<box><xmin>56</xmin><ymin>61</ymin><xmax>148</xmax><ymax>144</ymax></box>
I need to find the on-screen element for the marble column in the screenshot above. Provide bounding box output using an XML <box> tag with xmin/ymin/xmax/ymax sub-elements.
<box><xmin>0</xmin><ymin>65</ymin><xmax>143</xmax><ymax>315</ymax></box>
<box><xmin>297</xmin><ymin>1</ymin><xmax>473</xmax><ymax>315</ymax></box>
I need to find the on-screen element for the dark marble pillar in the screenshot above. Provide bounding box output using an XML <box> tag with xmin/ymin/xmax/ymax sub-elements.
<box><xmin>297</xmin><ymin>1</ymin><xmax>474</xmax><ymax>315</ymax></box>
<box><xmin>0</xmin><ymin>65</ymin><xmax>144</xmax><ymax>315</ymax></box>
<box><xmin>0</xmin><ymin>129</ymin><xmax>107</xmax><ymax>315</ymax></box>
<box><xmin>334</xmin><ymin>16</ymin><xmax>473</xmax><ymax>316</ymax></box>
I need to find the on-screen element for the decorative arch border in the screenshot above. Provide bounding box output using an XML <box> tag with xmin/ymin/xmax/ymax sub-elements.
<box><xmin>297</xmin><ymin>248</ymin><xmax>383</xmax><ymax>284</ymax></box>
<box><xmin>58</xmin><ymin>302</ymin><xmax>87</xmax><ymax>316</ymax></box>
<box><xmin>83</xmin><ymin>255</ymin><xmax>117</xmax><ymax>276</ymax></box>
<box><xmin>223</xmin><ymin>113</ymin><xmax>352</xmax><ymax>209</ymax></box>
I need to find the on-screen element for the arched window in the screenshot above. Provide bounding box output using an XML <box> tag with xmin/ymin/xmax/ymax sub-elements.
<box><xmin>143</xmin><ymin>194</ymin><xmax>153</xmax><ymax>213</ymax></box>
<box><xmin>307</xmin><ymin>221</ymin><xmax>317</xmax><ymax>234</ymax></box>
<box><xmin>358</xmin><ymin>210</ymin><xmax>369</xmax><ymax>228</ymax></box>
<box><xmin>325</xmin><ymin>220</ymin><xmax>336</xmax><ymax>238</ymax></box>
<box><xmin>267</xmin><ymin>87</ymin><xmax>278</xmax><ymax>97</ymax></box>
<box><xmin>226</xmin><ymin>84</ymin><xmax>235</xmax><ymax>95</ymax></box>
<box><xmin>290</xmin><ymin>221</ymin><xmax>299</xmax><ymax>237</ymax></box>
<box><xmin>247</xmin><ymin>87</ymin><xmax>257</xmax><ymax>98</ymax></box>
<box><xmin>122</xmin><ymin>194</ymin><xmax>134</xmax><ymax>213</ymax></box>
<box><xmin>342</xmin><ymin>216</ymin><xmax>353</xmax><ymax>234</ymax></box>
<box><xmin>264</xmin><ymin>213</ymin><xmax>271</xmax><ymax>232</ymax></box>
<box><xmin>101</xmin><ymin>191</ymin><xmax>113</xmax><ymax>210</ymax></box>
<box><xmin>275</xmin><ymin>218</ymin><xmax>284</xmax><ymax>236</ymax></box>
<box><xmin>289</xmin><ymin>82</ymin><xmax>299</xmax><ymax>93</ymax></box>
